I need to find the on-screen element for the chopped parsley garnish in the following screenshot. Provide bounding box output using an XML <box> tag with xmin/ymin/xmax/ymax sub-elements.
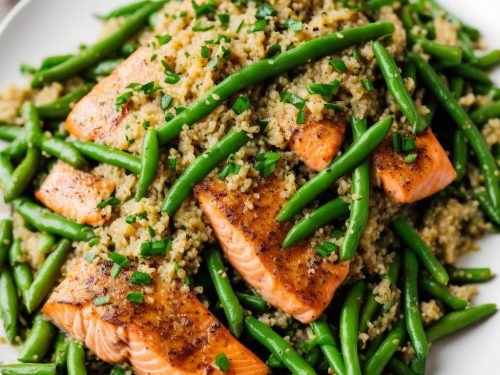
<box><xmin>218</xmin><ymin>14</ymin><xmax>230</xmax><ymax>29</ymax></box>
<box><xmin>215</xmin><ymin>353</ymin><xmax>231</xmax><ymax>372</ymax></box>
<box><xmin>84</xmin><ymin>253</ymin><xmax>98</xmax><ymax>263</ymax></box>
<box><xmin>307</xmin><ymin>80</ymin><xmax>341</xmax><ymax>101</ymax></box>
<box><xmin>161</xmin><ymin>61</ymin><xmax>181</xmax><ymax>84</ymax></box>
<box><xmin>93</xmin><ymin>296</ymin><xmax>110</xmax><ymax>306</ymax></box>
<box><xmin>131</xmin><ymin>271</ymin><xmax>153</xmax><ymax>285</ymax></box>
<box><xmin>110</xmin><ymin>367</ymin><xmax>126</xmax><ymax>375</ymax></box>
<box><xmin>161</xmin><ymin>93</ymin><xmax>173</xmax><ymax>110</ymax></box>
<box><xmin>281</xmin><ymin>91</ymin><xmax>307</xmax><ymax>110</ymax></box>
<box><xmin>115</xmin><ymin>91</ymin><xmax>133</xmax><ymax>111</ymax></box>
<box><xmin>247</xmin><ymin>19</ymin><xmax>267</xmax><ymax>33</ymax></box>
<box><xmin>232</xmin><ymin>95</ymin><xmax>251</xmax><ymax>114</ymax></box>
<box><xmin>97</xmin><ymin>197</ymin><xmax>121</xmax><ymax>209</ymax></box>
<box><xmin>173</xmin><ymin>263</ymin><xmax>181</xmax><ymax>273</ymax></box>
<box><xmin>404</xmin><ymin>153</ymin><xmax>418</xmax><ymax>163</ymax></box>
<box><xmin>266</xmin><ymin>43</ymin><xmax>281</xmax><ymax>57</ymax></box>
<box><xmin>330</xmin><ymin>58</ymin><xmax>347</xmax><ymax>73</ymax></box>
<box><xmin>296</xmin><ymin>109</ymin><xmax>305</xmax><ymax>124</ymax></box>
<box><xmin>201</xmin><ymin>45</ymin><xmax>210</xmax><ymax>58</ymax></box>
<box><xmin>192</xmin><ymin>20</ymin><xmax>215</xmax><ymax>32</ymax></box>
<box><xmin>126</xmin><ymin>292</ymin><xmax>144</xmax><ymax>304</ymax></box>
<box><xmin>315</xmin><ymin>241</ymin><xmax>338</xmax><ymax>257</ymax></box>
<box><xmin>392</xmin><ymin>132</ymin><xmax>402</xmax><ymax>153</ymax></box>
<box><xmin>183</xmin><ymin>276</ymin><xmax>190</xmax><ymax>285</ymax></box>
<box><xmin>235</xmin><ymin>20</ymin><xmax>244</xmax><ymax>33</ymax></box>
<box><xmin>255</xmin><ymin>151</ymin><xmax>280</xmax><ymax>177</ymax></box>
<box><xmin>256</xmin><ymin>3</ymin><xmax>277</xmax><ymax>19</ymax></box>
<box><xmin>402</xmin><ymin>137</ymin><xmax>417</xmax><ymax>152</ymax></box>
<box><xmin>284</xmin><ymin>19</ymin><xmax>303</xmax><ymax>32</ymax></box>
<box><xmin>143</xmin><ymin>120</ymin><xmax>151</xmax><ymax>129</ymax></box>
<box><xmin>109</xmin><ymin>252</ymin><xmax>131</xmax><ymax>268</ymax></box>
<box><xmin>393</xmin><ymin>133</ymin><xmax>417</xmax><ymax>153</ymax></box>
<box><xmin>219</xmin><ymin>155</ymin><xmax>241</xmax><ymax>179</ymax></box>
<box><xmin>140</xmin><ymin>239</ymin><xmax>172</xmax><ymax>257</ymax></box>
<box><xmin>168</xmin><ymin>158</ymin><xmax>177</xmax><ymax>173</ymax></box>
<box><xmin>352</xmin><ymin>48</ymin><xmax>362</xmax><ymax>61</ymax></box>
<box><xmin>206</xmin><ymin>46</ymin><xmax>231</xmax><ymax>71</ymax></box>
<box><xmin>127</xmin><ymin>81</ymin><xmax>161</xmax><ymax>95</ymax></box>
<box><xmin>362</xmin><ymin>79</ymin><xmax>375</xmax><ymax>92</ymax></box>
<box><xmin>192</xmin><ymin>0</ymin><xmax>216</xmax><ymax>18</ymax></box>
<box><xmin>155</xmin><ymin>34</ymin><xmax>172</xmax><ymax>46</ymax></box>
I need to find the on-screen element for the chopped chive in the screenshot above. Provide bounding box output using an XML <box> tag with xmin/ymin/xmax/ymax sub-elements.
<box><xmin>140</xmin><ymin>239</ymin><xmax>172</xmax><ymax>256</ymax></box>
<box><xmin>155</xmin><ymin>34</ymin><xmax>172</xmax><ymax>46</ymax></box>
<box><xmin>307</xmin><ymin>80</ymin><xmax>341</xmax><ymax>100</ymax></box>
<box><xmin>97</xmin><ymin>197</ymin><xmax>121</xmax><ymax>209</ymax></box>
<box><xmin>232</xmin><ymin>95</ymin><xmax>251</xmax><ymax>114</ymax></box>
<box><xmin>330</xmin><ymin>58</ymin><xmax>347</xmax><ymax>73</ymax></box>
<box><xmin>315</xmin><ymin>241</ymin><xmax>338</xmax><ymax>257</ymax></box>
<box><xmin>362</xmin><ymin>78</ymin><xmax>375</xmax><ymax>92</ymax></box>
<box><xmin>168</xmin><ymin>158</ymin><xmax>177</xmax><ymax>173</ymax></box>
<box><xmin>215</xmin><ymin>353</ymin><xmax>231</xmax><ymax>372</ymax></box>
<box><xmin>404</xmin><ymin>153</ymin><xmax>418</xmax><ymax>163</ymax></box>
<box><xmin>131</xmin><ymin>271</ymin><xmax>153</xmax><ymax>285</ymax></box>
<box><xmin>236</xmin><ymin>20</ymin><xmax>244</xmax><ymax>33</ymax></box>
<box><xmin>93</xmin><ymin>296</ymin><xmax>110</xmax><ymax>306</ymax></box>
<box><xmin>126</xmin><ymin>292</ymin><xmax>144</xmax><ymax>304</ymax></box>
<box><xmin>147</xmin><ymin>227</ymin><xmax>155</xmax><ymax>238</ymax></box>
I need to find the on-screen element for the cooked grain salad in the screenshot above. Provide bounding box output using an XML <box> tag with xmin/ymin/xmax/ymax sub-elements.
<box><xmin>0</xmin><ymin>0</ymin><xmax>499</xmax><ymax>374</ymax></box>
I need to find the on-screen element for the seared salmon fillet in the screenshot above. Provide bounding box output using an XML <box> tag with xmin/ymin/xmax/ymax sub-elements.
<box><xmin>43</xmin><ymin>259</ymin><xmax>268</xmax><ymax>375</ymax></box>
<box><xmin>194</xmin><ymin>177</ymin><xmax>349</xmax><ymax>323</ymax></box>
<box><xmin>66</xmin><ymin>46</ymin><xmax>163</xmax><ymax>145</ymax></box>
<box><xmin>35</xmin><ymin>162</ymin><xmax>115</xmax><ymax>226</ymax></box>
<box><xmin>372</xmin><ymin>129</ymin><xmax>456</xmax><ymax>204</ymax></box>
<box><xmin>288</xmin><ymin>119</ymin><xmax>346</xmax><ymax>171</ymax></box>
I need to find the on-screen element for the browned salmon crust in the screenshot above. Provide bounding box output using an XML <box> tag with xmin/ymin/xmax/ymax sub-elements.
<box><xmin>35</xmin><ymin>162</ymin><xmax>115</xmax><ymax>226</ymax></box>
<box><xmin>195</xmin><ymin>177</ymin><xmax>349</xmax><ymax>323</ymax></box>
<box><xmin>43</xmin><ymin>259</ymin><xmax>268</xmax><ymax>375</ymax></box>
<box><xmin>372</xmin><ymin>128</ymin><xmax>457</xmax><ymax>204</ymax></box>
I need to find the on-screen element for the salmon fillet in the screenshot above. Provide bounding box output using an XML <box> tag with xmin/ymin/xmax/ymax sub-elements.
<box><xmin>194</xmin><ymin>177</ymin><xmax>349</xmax><ymax>323</ymax></box>
<box><xmin>35</xmin><ymin>162</ymin><xmax>115</xmax><ymax>226</ymax></box>
<box><xmin>43</xmin><ymin>259</ymin><xmax>268</xmax><ymax>375</ymax></box>
<box><xmin>287</xmin><ymin>119</ymin><xmax>346</xmax><ymax>171</ymax></box>
<box><xmin>66</xmin><ymin>46</ymin><xmax>163</xmax><ymax>145</ymax></box>
<box><xmin>372</xmin><ymin>129</ymin><xmax>456</xmax><ymax>204</ymax></box>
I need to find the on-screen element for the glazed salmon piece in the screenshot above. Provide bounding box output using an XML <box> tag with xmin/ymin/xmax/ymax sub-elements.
<box><xmin>35</xmin><ymin>162</ymin><xmax>115</xmax><ymax>226</ymax></box>
<box><xmin>43</xmin><ymin>259</ymin><xmax>268</xmax><ymax>375</ymax></box>
<box><xmin>372</xmin><ymin>128</ymin><xmax>456</xmax><ymax>204</ymax></box>
<box><xmin>194</xmin><ymin>177</ymin><xmax>349</xmax><ymax>323</ymax></box>
<box><xmin>287</xmin><ymin>119</ymin><xmax>347</xmax><ymax>171</ymax></box>
<box><xmin>66</xmin><ymin>46</ymin><xmax>163</xmax><ymax>144</ymax></box>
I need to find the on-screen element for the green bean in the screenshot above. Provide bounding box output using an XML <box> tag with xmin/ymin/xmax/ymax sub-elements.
<box><xmin>278</xmin><ymin>116</ymin><xmax>392</xmax><ymax>221</ymax></box>
<box><xmin>310</xmin><ymin>316</ymin><xmax>346</xmax><ymax>375</ymax></box>
<box><xmin>411</xmin><ymin>35</ymin><xmax>462</xmax><ymax>65</ymax></box>
<box><xmin>72</xmin><ymin>141</ymin><xmax>141</xmax><ymax>173</ymax></box>
<box><xmin>156</xmin><ymin>22</ymin><xmax>395</xmax><ymax>144</ymax></box>
<box><xmin>304</xmin><ymin>346</ymin><xmax>321</xmax><ymax>368</ymax></box>
<box><xmin>37</xmin><ymin>84</ymin><xmax>94</xmax><ymax>120</ymax></box>
<box><xmin>67</xmin><ymin>340</ymin><xmax>87</xmax><ymax>375</ymax></box>
<box><xmin>450</xmin><ymin>64</ymin><xmax>492</xmax><ymax>86</ymax></box>
<box><xmin>14</xmin><ymin>198</ymin><xmax>96</xmax><ymax>242</ymax></box>
<box><xmin>235</xmin><ymin>292</ymin><xmax>268</xmax><ymax>313</ymax></box>
<box><xmin>97</xmin><ymin>1</ymin><xmax>152</xmax><ymax>19</ymax></box>
<box><xmin>0</xmin><ymin>125</ymin><xmax>23</xmax><ymax>141</ymax></box>
<box><xmin>457</xmin><ymin>30</ymin><xmax>477</xmax><ymax>64</ymax></box>
<box><xmin>22</xmin><ymin>102</ymin><xmax>43</xmax><ymax>148</ymax></box>
<box><xmin>18</xmin><ymin>313</ymin><xmax>57</xmax><ymax>362</ymax></box>
<box><xmin>340</xmin><ymin>281</ymin><xmax>365</xmax><ymax>375</ymax></box>
<box><xmin>474</xmin><ymin>84</ymin><xmax>500</xmax><ymax>100</ymax></box>
<box><xmin>162</xmin><ymin>129</ymin><xmax>250</xmax><ymax>215</ymax></box>
<box><xmin>364</xmin><ymin>320</ymin><xmax>406</xmax><ymax>375</ymax></box>
<box><xmin>447</xmin><ymin>267</ymin><xmax>494</xmax><ymax>283</ymax></box>
<box><xmin>39</xmin><ymin>54</ymin><xmax>74</xmax><ymax>71</ymax></box>
<box><xmin>135</xmin><ymin>128</ymin><xmax>158</xmax><ymax>201</ymax></box>
<box><xmin>40</xmin><ymin>136</ymin><xmax>87</xmax><ymax>168</ymax></box>
<box><xmin>0</xmin><ymin>218</ymin><xmax>13</xmax><ymax>269</ymax></box>
<box><xmin>0</xmin><ymin>364</ymin><xmax>57</xmax><ymax>375</ymax></box>
<box><xmin>0</xmin><ymin>271</ymin><xmax>19</xmax><ymax>343</ymax></box>
<box><xmin>427</xmin><ymin>303</ymin><xmax>497</xmax><ymax>343</ymax></box>
<box><xmin>13</xmin><ymin>263</ymin><xmax>33</xmax><ymax>304</ymax></box>
<box><xmin>8</xmin><ymin>237</ymin><xmax>24</xmax><ymax>266</ymax></box>
<box><xmin>365</xmin><ymin>0</ymin><xmax>397</xmax><ymax>10</ymax></box>
<box><xmin>53</xmin><ymin>331</ymin><xmax>69</xmax><ymax>370</ymax></box>
<box><xmin>244</xmin><ymin>316</ymin><xmax>317</xmax><ymax>375</ymax></box>
<box><xmin>1</xmin><ymin>137</ymin><xmax>28</xmax><ymax>159</ymax></box>
<box><xmin>86</xmin><ymin>58</ymin><xmax>124</xmax><ymax>79</ymax></box>
<box><xmin>474</xmin><ymin>189</ymin><xmax>500</xmax><ymax>225</ymax></box>
<box><xmin>469</xmin><ymin>102</ymin><xmax>500</xmax><ymax>126</ymax></box>
<box><xmin>31</xmin><ymin>1</ymin><xmax>165</xmax><ymax>87</ymax></box>
<box><xmin>387</xmin><ymin>358</ymin><xmax>418</xmax><ymax>375</ymax></box>
<box><xmin>341</xmin><ymin>117</ymin><xmax>369</xmax><ymax>260</ymax></box>
<box><xmin>403</xmin><ymin>250</ymin><xmax>428</xmax><ymax>359</ymax></box>
<box><xmin>392</xmin><ymin>218</ymin><xmax>448</xmax><ymax>285</ymax></box>
<box><xmin>24</xmin><ymin>239</ymin><xmax>72</xmax><ymax>313</ymax></box>
<box><xmin>477</xmin><ymin>50</ymin><xmax>500</xmax><ymax>69</ymax></box>
<box><xmin>420</xmin><ymin>277</ymin><xmax>467</xmax><ymax>310</ymax></box>
<box><xmin>410</xmin><ymin>357</ymin><xmax>426</xmax><ymax>375</ymax></box>
<box><xmin>283</xmin><ymin>197</ymin><xmax>349</xmax><ymax>248</ymax></box>
<box><xmin>450</xmin><ymin>76</ymin><xmax>465</xmax><ymax>99</ymax></box>
<box><xmin>266</xmin><ymin>354</ymin><xmax>285</xmax><ymax>368</ymax></box>
<box><xmin>37</xmin><ymin>233</ymin><xmax>56</xmax><ymax>255</ymax></box>
<box><xmin>0</xmin><ymin>154</ymin><xmax>13</xmax><ymax>190</ymax></box>
<box><xmin>204</xmin><ymin>246</ymin><xmax>244</xmax><ymax>337</ymax></box>
<box><xmin>3</xmin><ymin>148</ymin><xmax>40</xmax><ymax>202</ymax></box>
<box><xmin>452</xmin><ymin>130</ymin><xmax>468</xmax><ymax>182</ymax></box>
<box><xmin>409</xmin><ymin>53</ymin><xmax>500</xmax><ymax>209</ymax></box>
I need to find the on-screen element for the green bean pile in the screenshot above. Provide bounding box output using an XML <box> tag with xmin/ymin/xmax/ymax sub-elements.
<box><xmin>0</xmin><ymin>0</ymin><xmax>499</xmax><ymax>374</ymax></box>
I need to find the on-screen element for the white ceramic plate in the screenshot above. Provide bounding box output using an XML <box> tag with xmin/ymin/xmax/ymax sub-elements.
<box><xmin>0</xmin><ymin>0</ymin><xmax>498</xmax><ymax>373</ymax></box>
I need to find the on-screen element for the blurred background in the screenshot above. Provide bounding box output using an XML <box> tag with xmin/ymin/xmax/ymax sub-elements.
<box><xmin>0</xmin><ymin>0</ymin><xmax>17</xmax><ymax>19</ymax></box>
